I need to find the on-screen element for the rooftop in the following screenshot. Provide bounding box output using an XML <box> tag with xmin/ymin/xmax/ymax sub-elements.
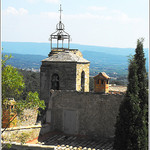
<box><xmin>94</xmin><ymin>72</ymin><xmax>110</xmax><ymax>79</ymax></box>
<box><xmin>42</xmin><ymin>51</ymin><xmax>90</xmax><ymax>63</ymax></box>
<box><xmin>38</xmin><ymin>132</ymin><xmax>114</xmax><ymax>150</ymax></box>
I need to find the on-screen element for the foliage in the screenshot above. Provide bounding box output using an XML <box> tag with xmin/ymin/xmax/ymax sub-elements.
<box><xmin>2</xmin><ymin>52</ymin><xmax>45</xmax><ymax>109</ymax></box>
<box><xmin>16</xmin><ymin>92</ymin><xmax>45</xmax><ymax>114</ymax></box>
<box><xmin>2</xmin><ymin>50</ymin><xmax>25</xmax><ymax>100</ymax></box>
<box><xmin>113</xmin><ymin>57</ymin><xmax>141</xmax><ymax>149</ymax></box>
<box><xmin>113</xmin><ymin>38</ymin><xmax>148</xmax><ymax>150</ymax></box>
<box><xmin>134</xmin><ymin>38</ymin><xmax>148</xmax><ymax>111</ymax></box>
<box><xmin>19</xmin><ymin>132</ymin><xmax>30</xmax><ymax>144</ymax></box>
<box><xmin>134</xmin><ymin>38</ymin><xmax>148</xmax><ymax>149</ymax></box>
<box><xmin>6</xmin><ymin>143</ymin><xmax>12</xmax><ymax>149</ymax></box>
<box><xmin>2</xmin><ymin>53</ymin><xmax>12</xmax><ymax>68</ymax></box>
<box><xmin>2</xmin><ymin>65</ymin><xmax>25</xmax><ymax>100</ymax></box>
<box><xmin>19</xmin><ymin>69</ymin><xmax>40</xmax><ymax>99</ymax></box>
<box><xmin>2</xmin><ymin>53</ymin><xmax>46</xmax><ymax>134</ymax></box>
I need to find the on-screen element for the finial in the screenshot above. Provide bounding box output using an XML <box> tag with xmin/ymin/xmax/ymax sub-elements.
<box><xmin>59</xmin><ymin>4</ymin><xmax>63</xmax><ymax>22</ymax></box>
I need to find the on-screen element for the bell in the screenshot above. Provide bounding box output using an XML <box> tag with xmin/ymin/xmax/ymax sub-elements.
<box><xmin>58</xmin><ymin>35</ymin><xmax>62</xmax><ymax>40</ymax></box>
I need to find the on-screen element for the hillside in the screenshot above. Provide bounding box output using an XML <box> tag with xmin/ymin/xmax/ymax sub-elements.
<box><xmin>2</xmin><ymin>42</ymin><xmax>149</xmax><ymax>85</ymax></box>
<box><xmin>3</xmin><ymin>51</ymin><xmax>128</xmax><ymax>85</ymax></box>
<box><xmin>2</xmin><ymin>41</ymin><xmax>149</xmax><ymax>57</ymax></box>
<box><xmin>4</xmin><ymin>53</ymin><xmax>45</xmax><ymax>72</ymax></box>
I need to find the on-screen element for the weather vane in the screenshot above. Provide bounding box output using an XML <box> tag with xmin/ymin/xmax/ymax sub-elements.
<box><xmin>59</xmin><ymin>4</ymin><xmax>63</xmax><ymax>22</ymax></box>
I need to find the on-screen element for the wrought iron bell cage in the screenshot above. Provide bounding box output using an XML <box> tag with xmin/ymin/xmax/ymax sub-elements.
<box><xmin>49</xmin><ymin>5</ymin><xmax>71</xmax><ymax>49</ymax></box>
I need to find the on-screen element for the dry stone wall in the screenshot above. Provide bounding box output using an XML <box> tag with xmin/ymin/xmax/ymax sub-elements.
<box><xmin>2</xmin><ymin>124</ymin><xmax>51</xmax><ymax>144</ymax></box>
<box><xmin>17</xmin><ymin>109</ymin><xmax>38</xmax><ymax>127</ymax></box>
<box><xmin>2</xmin><ymin>142</ymin><xmax>54</xmax><ymax>150</ymax></box>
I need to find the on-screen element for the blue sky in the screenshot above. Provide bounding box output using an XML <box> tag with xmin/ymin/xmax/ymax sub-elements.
<box><xmin>2</xmin><ymin>0</ymin><xmax>149</xmax><ymax>48</ymax></box>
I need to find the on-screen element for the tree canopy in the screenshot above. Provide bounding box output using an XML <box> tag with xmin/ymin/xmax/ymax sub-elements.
<box><xmin>113</xmin><ymin>38</ymin><xmax>148</xmax><ymax>150</ymax></box>
<box><xmin>134</xmin><ymin>38</ymin><xmax>148</xmax><ymax>149</ymax></box>
<box><xmin>2</xmin><ymin>53</ymin><xmax>46</xmax><ymax>132</ymax></box>
<box><xmin>2</xmin><ymin>65</ymin><xmax>25</xmax><ymax>100</ymax></box>
<box><xmin>113</xmin><ymin>58</ymin><xmax>141</xmax><ymax>150</ymax></box>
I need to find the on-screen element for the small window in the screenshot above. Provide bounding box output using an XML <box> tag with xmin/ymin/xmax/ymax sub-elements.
<box><xmin>51</xmin><ymin>74</ymin><xmax>59</xmax><ymax>90</ymax></box>
<box><xmin>101</xmin><ymin>80</ymin><xmax>104</xmax><ymax>85</ymax></box>
<box><xmin>81</xmin><ymin>71</ymin><xmax>85</xmax><ymax>92</ymax></box>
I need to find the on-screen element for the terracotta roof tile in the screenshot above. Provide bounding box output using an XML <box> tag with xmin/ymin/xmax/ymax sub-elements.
<box><xmin>94</xmin><ymin>72</ymin><xmax>110</xmax><ymax>79</ymax></box>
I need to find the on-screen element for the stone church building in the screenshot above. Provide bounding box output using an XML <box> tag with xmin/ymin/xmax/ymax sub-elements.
<box><xmin>40</xmin><ymin>6</ymin><xmax>124</xmax><ymax>138</ymax></box>
<box><xmin>40</xmin><ymin>5</ymin><xmax>90</xmax><ymax>105</ymax></box>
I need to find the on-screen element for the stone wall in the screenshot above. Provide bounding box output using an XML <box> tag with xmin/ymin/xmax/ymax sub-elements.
<box><xmin>46</xmin><ymin>91</ymin><xmax>124</xmax><ymax>138</ymax></box>
<box><xmin>69</xmin><ymin>49</ymin><xmax>83</xmax><ymax>57</ymax></box>
<box><xmin>2</xmin><ymin>124</ymin><xmax>51</xmax><ymax>144</ymax></box>
<box><xmin>17</xmin><ymin>109</ymin><xmax>38</xmax><ymax>127</ymax></box>
<box><xmin>40</xmin><ymin>62</ymin><xmax>77</xmax><ymax>104</ymax></box>
<box><xmin>76</xmin><ymin>64</ymin><xmax>90</xmax><ymax>92</ymax></box>
<box><xmin>2</xmin><ymin>143</ymin><xmax>54</xmax><ymax>150</ymax></box>
<box><xmin>40</xmin><ymin>62</ymin><xmax>90</xmax><ymax>105</ymax></box>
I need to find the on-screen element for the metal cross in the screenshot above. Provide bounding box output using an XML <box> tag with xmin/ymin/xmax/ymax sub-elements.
<box><xmin>59</xmin><ymin>4</ymin><xmax>63</xmax><ymax>22</ymax></box>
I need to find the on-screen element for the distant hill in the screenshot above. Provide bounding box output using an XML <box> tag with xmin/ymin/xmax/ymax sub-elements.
<box><xmin>3</xmin><ymin>53</ymin><xmax>45</xmax><ymax>71</ymax></box>
<box><xmin>2</xmin><ymin>41</ymin><xmax>149</xmax><ymax>57</ymax></box>
<box><xmin>3</xmin><ymin>52</ymin><xmax>128</xmax><ymax>77</ymax></box>
<box><xmin>2</xmin><ymin>42</ymin><xmax>148</xmax><ymax>78</ymax></box>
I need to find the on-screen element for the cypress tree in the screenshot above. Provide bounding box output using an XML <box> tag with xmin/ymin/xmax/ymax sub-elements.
<box><xmin>134</xmin><ymin>38</ymin><xmax>148</xmax><ymax>149</ymax></box>
<box><xmin>113</xmin><ymin>58</ymin><xmax>141</xmax><ymax>150</ymax></box>
<box><xmin>113</xmin><ymin>38</ymin><xmax>148</xmax><ymax>150</ymax></box>
<box><xmin>134</xmin><ymin>38</ymin><xmax>148</xmax><ymax>114</ymax></box>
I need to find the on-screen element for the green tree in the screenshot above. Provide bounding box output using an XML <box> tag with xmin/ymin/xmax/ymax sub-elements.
<box><xmin>134</xmin><ymin>38</ymin><xmax>148</xmax><ymax>113</ymax></box>
<box><xmin>113</xmin><ymin>38</ymin><xmax>148</xmax><ymax>150</ymax></box>
<box><xmin>2</xmin><ymin>52</ymin><xmax>12</xmax><ymax>68</ymax></box>
<box><xmin>2</xmin><ymin>65</ymin><xmax>25</xmax><ymax>100</ymax></box>
<box><xmin>2</xmin><ymin>53</ymin><xmax>46</xmax><ymax>135</ymax></box>
<box><xmin>134</xmin><ymin>38</ymin><xmax>148</xmax><ymax>149</ymax></box>
<box><xmin>17</xmin><ymin>91</ymin><xmax>45</xmax><ymax>114</ymax></box>
<box><xmin>113</xmin><ymin>58</ymin><xmax>141</xmax><ymax>150</ymax></box>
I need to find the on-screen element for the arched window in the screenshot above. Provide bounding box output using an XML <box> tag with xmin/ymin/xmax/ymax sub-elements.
<box><xmin>81</xmin><ymin>71</ymin><xmax>85</xmax><ymax>92</ymax></box>
<box><xmin>51</xmin><ymin>74</ymin><xmax>59</xmax><ymax>90</ymax></box>
<box><xmin>107</xmin><ymin>80</ymin><xmax>109</xmax><ymax>84</ymax></box>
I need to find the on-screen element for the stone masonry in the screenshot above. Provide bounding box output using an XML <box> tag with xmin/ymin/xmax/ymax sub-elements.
<box><xmin>76</xmin><ymin>64</ymin><xmax>90</xmax><ymax>92</ymax></box>
<box><xmin>46</xmin><ymin>90</ymin><xmax>124</xmax><ymax>138</ymax></box>
<box><xmin>40</xmin><ymin>50</ymin><xmax>90</xmax><ymax>105</ymax></box>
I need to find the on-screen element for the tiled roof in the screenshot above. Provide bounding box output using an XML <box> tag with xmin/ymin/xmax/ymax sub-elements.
<box><xmin>39</xmin><ymin>133</ymin><xmax>113</xmax><ymax>149</ymax></box>
<box><xmin>94</xmin><ymin>72</ymin><xmax>110</xmax><ymax>79</ymax></box>
<box><xmin>42</xmin><ymin>51</ymin><xmax>90</xmax><ymax>63</ymax></box>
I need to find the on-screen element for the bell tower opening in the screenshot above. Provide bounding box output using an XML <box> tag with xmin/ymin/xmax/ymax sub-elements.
<box><xmin>40</xmin><ymin>5</ymin><xmax>90</xmax><ymax>105</ymax></box>
<box><xmin>49</xmin><ymin>4</ymin><xmax>70</xmax><ymax>53</ymax></box>
<box><xmin>51</xmin><ymin>74</ymin><xmax>59</xmax><ymax>90</ymax></box>
<box><xmin>81</xmin><ymin>71</ymin><xmax>85</xmax><ymax>92</ymax></box>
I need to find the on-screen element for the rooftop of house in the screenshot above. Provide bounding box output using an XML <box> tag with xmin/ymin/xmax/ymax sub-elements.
<box><xmin>38</xmin><ymin>132</ymin><xmax>114</xmax><ymax>149</ymax></box>
<box><xmin>94</xmin><ymin>72</ymin><xmax>110</xmax><ymax>79</ymax></box>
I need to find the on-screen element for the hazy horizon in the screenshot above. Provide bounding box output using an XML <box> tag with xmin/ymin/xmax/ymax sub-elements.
<box><xmin>2</xmin><ymin>0</ymin><xmax>148</xmax><ymax>48</ymax></box>
<box><xmin>2</xmin><ymin>41</ymin><xmax>149</xmax><ymax>49</ymax></box>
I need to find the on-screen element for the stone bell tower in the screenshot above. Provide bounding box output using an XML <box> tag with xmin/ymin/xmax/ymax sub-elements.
<box><xmin>40</xmin><ymin>5</ymin><xmax>90</xmax><ymax>104</ymax></box>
